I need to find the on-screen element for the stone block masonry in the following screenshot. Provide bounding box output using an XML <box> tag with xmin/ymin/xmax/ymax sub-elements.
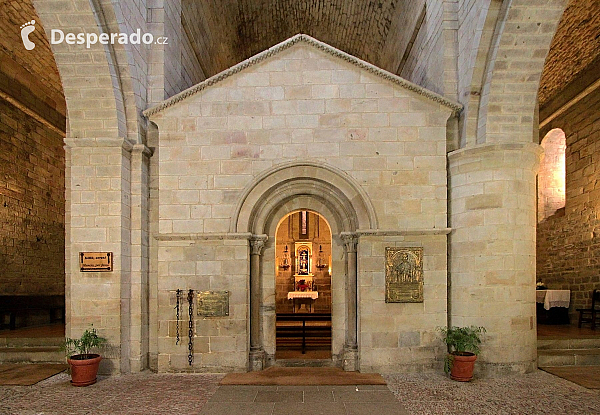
<box><xmin>156</xmin><ymin>237</ymin><xmax>249</xmax><ymax>372</ymax></box>
<box><xmin>0</xmin><ymin>98</ymin><xmax>65</xmax><ymax>297</ymax></box>
<box><xmin>537</xmin><ymin>89</ymin><xmax>600</xmax><ymax>317</ymax></box>
<box><xmin>148</xmin><ymin>38</ymin><xmax>456</xmax><ymax>372</ymax></box>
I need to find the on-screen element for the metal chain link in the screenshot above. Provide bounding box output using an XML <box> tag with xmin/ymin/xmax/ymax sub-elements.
<box><xmin>187</xmin><ymin>289</ymin><xmax>194</xmax><ymax>366</ymax></box>
<box><xmin>175</xmin><ymin>289</ymin><xmax>181</xmax><ymax>345</ymax></box>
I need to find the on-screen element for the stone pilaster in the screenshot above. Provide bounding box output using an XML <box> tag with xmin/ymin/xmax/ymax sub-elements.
<box><xmin>448</xmin><ymin>142</ymin><xmax>541</xmax><ymax>375</ymax></box>
<box><xmin>341</xmin><ymin>232</ymin><xmax>359</xmax><ymax>371</ymax></box>
<box><xmin>249</xmin><ymin>235</ymin><xmax>267</xmax><ymax>371</ymax></box>
<box><xmin>65</xmin><ymin>137</ymin><xmax>134</xmax><ymax>374</ymax></box>
<box><xmin>129</xmin><ymin>144</ymin><xmax>152</xmax><ymax>371</ymax></box>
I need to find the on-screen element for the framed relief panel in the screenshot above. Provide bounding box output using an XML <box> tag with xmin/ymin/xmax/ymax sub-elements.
<box><xmin>385</xmin><ymin>247</ymin><xmax>423</xmax><ymax>303</ymax></box>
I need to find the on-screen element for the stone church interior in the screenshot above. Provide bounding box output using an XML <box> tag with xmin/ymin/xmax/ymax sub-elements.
<box><xmin>0</xmin><ymin>0</ymin><xmax>599</xmax><ymax>382</ymax></box>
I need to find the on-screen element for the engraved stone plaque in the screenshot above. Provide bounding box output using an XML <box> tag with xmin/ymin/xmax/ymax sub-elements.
<box><xmin>197</xmin><ymin>291</ymin><xmax>229</xmax><ymax>317</ymax></box>
<box><xmin>79</xmin><ymin>252</ymin><xmax>113</xmax><ymax>272</ymax></box>
<box><xmin>385</xmin><ymin>247</ymin><xmax>423</xmax><ymax>303</ymax></box>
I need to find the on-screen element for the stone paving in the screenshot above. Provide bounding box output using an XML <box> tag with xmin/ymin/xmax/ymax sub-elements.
<box><xmin>1</xmin><ymin>370</ymin><xmax>600</xmax><ymax>414</ymax></box>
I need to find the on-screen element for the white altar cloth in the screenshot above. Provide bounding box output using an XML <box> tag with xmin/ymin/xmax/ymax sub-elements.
<box><xmin>536</xmin><ymin>290</ymin><xmax>570</xmax><ymax>310</ymax></box>
<box><xmin>287</xmin><ymin>291</ymin><xmax>319</xmax><ymax>300</ymax></box>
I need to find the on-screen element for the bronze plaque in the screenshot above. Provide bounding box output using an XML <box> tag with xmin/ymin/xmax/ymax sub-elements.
<box><xmin>197</xmin><ymin>291</ymin><xmax>229</xmax><ymax>317</ymax></box>
<box><xmin>385</xmin><ymin>247</ymin><xmax>423</xmax><ymax>303</ymax></box>
<box><xmin>79</xmin><ymin>252</ymin><xmax>113</xmax><ymax>272</ymax></box>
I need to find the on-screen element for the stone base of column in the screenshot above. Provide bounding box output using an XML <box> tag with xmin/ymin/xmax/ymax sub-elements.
<box><xmin>342</xmin><ymin>345</ymin><xmax>359</xmax><ymax>371</ymax></box>
<box><xmin>249</xmin><ymin>348</ymin><xmax>265</xmax><ymax>372</ymax></box>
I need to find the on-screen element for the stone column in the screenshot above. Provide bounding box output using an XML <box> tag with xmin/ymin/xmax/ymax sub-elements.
<box><xmin>249</xmin><ymin>235</ymin><xmax>267</xmax><ymax>371</ymax></box>
<box><xmin>448</xmin><ymin>142</ymin><xmax>541</xmax><ymax>375</ymax></box>
<box><xmin>341</xmin><ymin>232</ymin><xmax>359</xmax><ymax>371</ymax></box>
<box><xmin>129</xmin><ymin>144</ymin><xmax>152</xmax><ymax>372</ymax></box>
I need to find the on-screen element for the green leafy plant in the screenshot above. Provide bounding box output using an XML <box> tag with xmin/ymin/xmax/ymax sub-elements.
<box><xmin>62</xmin><ymin>327</ymin><xmax>107</xmax><ymax>360</ymax></box>
<box><xmin>438</xmin><ymin>326</ymin><xmax>485</xmax><ymax>373</ymax></box>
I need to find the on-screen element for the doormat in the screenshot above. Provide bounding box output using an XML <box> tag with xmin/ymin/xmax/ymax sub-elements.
<box><xmin>0</xmin><ymin>364</ymin><xmax>68</xmax><ymax>386</ymax></box>
<box><xmin>540</xmin><ymin>366</ymin><xmax>600</xmax><ymax>389</ymax></box>
<box><xmin>220</xmin><ymin>366</ymin><xmax>386</xmax><ymax>385</ymax></box>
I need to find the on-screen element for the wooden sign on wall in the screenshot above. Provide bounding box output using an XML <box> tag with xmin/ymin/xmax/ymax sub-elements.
<box><xmin>79</xmin><ymin>252</ymin><xmax>113</xmax><ymax>272</ymax></box>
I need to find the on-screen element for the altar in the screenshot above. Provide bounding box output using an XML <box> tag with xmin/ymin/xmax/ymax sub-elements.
<box><xmin>536</xmin><ymin>289</ymin><xmax>570</xmax><ymax>325</ymax></box>
<box><xmin>287</xmin><ymin>290</ymin><xmax>319</xmax><ymax>313</ymax></box>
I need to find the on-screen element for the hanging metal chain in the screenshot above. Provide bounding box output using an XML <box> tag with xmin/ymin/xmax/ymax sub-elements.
<box><xmin>187</xmin><ymin>289</ymin><xmax>194</xmax><ymax>366</ymax></box>
<box><xmin>175</xmin><ymin>289</ymin><xmax>181</xmax><ymax>345</ymax></box>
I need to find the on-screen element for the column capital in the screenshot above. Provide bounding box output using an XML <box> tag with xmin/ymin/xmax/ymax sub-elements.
<box><xmin>132</xmin><ymin>143</ymin><xmax>154</xmax><ymax>158</ymax></box>
<box><xmin>340</xmin><ymin>232</ymin><xmax>358</xmax><ymax>253</ymax></box>
<box><xmin>250</xmin><ymin>235</ymin><xmax>268</xmax><ymax>256</ymax></box>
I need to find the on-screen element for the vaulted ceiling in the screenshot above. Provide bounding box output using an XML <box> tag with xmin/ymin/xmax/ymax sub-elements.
<box><xmin>1</xmin><ymin>0</ymin><xmax>598</xmax><ymax>119</ymax></box>
<box><xmin>0</xmin><ymin>0</ymin><xmax>65</xmax><ymax>118</ymax></box>
<box><xmin>181</xmin><ymin>0</ymin><xmax>406</xmax><ymax>78</ymax></box>
<box><xmin>538</xmin><ymin>0</ymin><xmax>600</xmax><ymax>106</ymax></box>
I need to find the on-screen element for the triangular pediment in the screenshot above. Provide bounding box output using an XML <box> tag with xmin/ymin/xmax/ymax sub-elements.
<box><xmin>144</xmin><ymin>34</ymin><xmax>462</xmax><ymax>117</ymax></box>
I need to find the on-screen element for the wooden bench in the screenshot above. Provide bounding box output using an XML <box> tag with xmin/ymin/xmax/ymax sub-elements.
<box><xmin>0</xmin><ymin>295</ymin><xmax>65</xmax><ymax>330</ymax></box>
<box><xmin>276</xmin><ymin>313</ymin><xmax>331</xmax><ymax>354</ymax></box>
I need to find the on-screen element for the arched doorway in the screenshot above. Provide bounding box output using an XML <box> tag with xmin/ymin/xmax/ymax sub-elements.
<box><xmin>274</xmin><ymin>210</ymin><xmax>332</xmax><ymax>361</ymax></box>
<box><xmin>232</xmin><ymin>161</ymin><xmax>377</xmax><ymax>371</ymax></box>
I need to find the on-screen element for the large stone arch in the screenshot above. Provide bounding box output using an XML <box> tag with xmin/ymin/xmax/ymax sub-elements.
<box><xmin>33</xmin><ymin>0</ymin><xmax>126</xmax><ymax>139</ymax></box>
<box><xmin>238</xmin><ymin>161</ymin><xmax>374</xmax><ymax>371</ymax></box>
<box><xmin>477</xmin><ymin>0</ymin><xmax>568</xmax><ymax>144</ymax></box>
<box><xmin>32</xmin><ymin>0</ymin><xmax>151</xmax><ymax>374</ymax></box>
<box><xmin>459</xmin><ymin>0</ymin><xmax>503</xmax><ymax>147</ymax></box>
<box><xmin>232</xmin><ymin>160</ymin><xmax>378</xmax><ymax>234</ymax></box>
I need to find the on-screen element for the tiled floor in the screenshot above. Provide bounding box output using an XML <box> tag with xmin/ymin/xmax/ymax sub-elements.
<box><xmin>199</xmin><ymin>384</ymin><xmax>404</xmax><ymax>415</ymax></box>
<box><xmin>1</xmin><ymin>370</ymin><xmax>600</xmax><ymax>414</ymax></box>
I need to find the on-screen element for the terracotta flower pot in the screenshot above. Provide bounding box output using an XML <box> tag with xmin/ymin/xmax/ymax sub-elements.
<box><xmin>67</xmin><ymin>354</ymin><xmax>102</xmax><ymax>386</ymax></box>
<box><xmin>450</xmin><ymin>352</ymin><xmax>477</xmax><ymax>382</ymax></box>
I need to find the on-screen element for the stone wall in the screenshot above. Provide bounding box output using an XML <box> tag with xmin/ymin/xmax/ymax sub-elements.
<box><xmin>537</xmin><ymin>90</ymin><xmax>600</xmax><ymax>315</ymax></box>
<box><xmin>156</xmin><ymin>237</ymin><xmax>249</xmax><ymax>372</ymax></box>
<box><xmin>0</xmin><ymin>98</ymin><xmax>65</xmax><ymax>297</ymax></box>
<box><xmin>400</xmin><ymin>0</ymin><xmax>445</xmax><ymax>96</ymax></box>
<box><xmin>0</xmin><ymin>0</ymin><xmax>65</xmax><ymax>301</ymax></box>
<box><xmin>358</xmin><ymin>233</ymin><xmax>447</xmax><ymax>373</ymax></box>
<box><xmin>148</xmin><ymin>39</ymin><xmax>453</xmax><ymax>372</ymax></box>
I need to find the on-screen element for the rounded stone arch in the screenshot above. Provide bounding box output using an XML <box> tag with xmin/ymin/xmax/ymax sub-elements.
<box><xmin>33</xmin><ymin>0</ymin><xmax>140</xmax><ymax>142</ymax></box>
<box><xmin>476</xmin><ymin>0</ymin><xmax>568</xmax><ymax>144</ymax></box>
<box><xmin>263</xmin><ymin>195</ymin><xmax>345</xmax><ymax>238</ymax></box>
<box><xmin>231</xmin><ymin>161</ymin><xmax>378</xmax><ymax>234</ymax></box>
<box><xmin>459</xmin><ymin>0</ymin><xmax>504</xmax><ymax>147</ymax></box>
<box><xmin>538</xmin><ymin>128</ymin><xmax>566</xmax><ymax>222</ymax></box>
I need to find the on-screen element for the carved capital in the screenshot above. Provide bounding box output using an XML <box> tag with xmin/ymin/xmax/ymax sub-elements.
<box><xmin>250</xmin><ymin>236</ymin><xmax>267</xmax><ymax>256</ymax></box>
<box><xmin>340</xmin><ymin>233</ymin><xmax>358</xmax><ymax>253</ymax></box>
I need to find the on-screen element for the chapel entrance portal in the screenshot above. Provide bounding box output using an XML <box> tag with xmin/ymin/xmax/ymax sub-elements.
<box><xmin>274</xmin><ymin>211</ymin><xmax>332</xmax><ymax>360</ymax></box>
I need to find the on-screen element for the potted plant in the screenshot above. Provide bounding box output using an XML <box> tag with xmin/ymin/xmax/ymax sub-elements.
<box><xmin>438</xmin><ymin>325</ymin><xmax>485</xmax><ymax>381</ymax></box>
<box><xmin>63</xmin><ymin>327</ymin><xmax>107</xmax><ymax>386</ymax></box>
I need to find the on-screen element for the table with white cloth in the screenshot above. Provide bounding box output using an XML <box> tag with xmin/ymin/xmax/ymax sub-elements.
<box><xmin>287</xmin><ymin>291</ymin><xmax>318</xmax><ymax>313</ymax></box>
<box><xmin>536</xmin><ymin>289</ymin><xmax>570</xmax><ymax>324</ymax></box>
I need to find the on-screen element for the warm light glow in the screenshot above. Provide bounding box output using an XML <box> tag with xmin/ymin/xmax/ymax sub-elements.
<box><xmin>538</xmin><ymin>128</ymin><xmax>566</xmax><ymax>222</ymax></box>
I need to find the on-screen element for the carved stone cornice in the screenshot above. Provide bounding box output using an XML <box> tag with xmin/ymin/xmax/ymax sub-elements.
<box><xmin>143</xmin><ymin>34</ymin><xmax>462</xmax><ymax>118</ymax></box>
